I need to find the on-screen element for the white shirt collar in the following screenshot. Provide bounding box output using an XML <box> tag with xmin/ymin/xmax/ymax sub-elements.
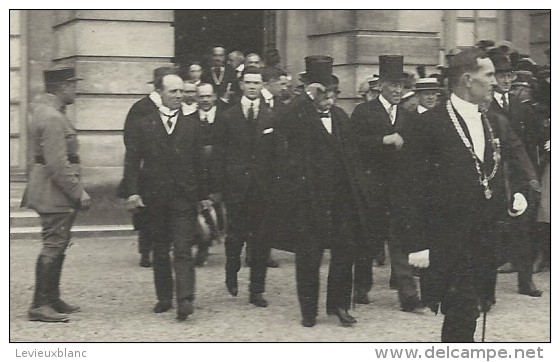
<box><xmin>159</xmin><ymin>109</ymin><xmax>179</xmax><ymax>135</ymax></box>
<box><xmin>241</xmin><ymin>96</ymin><xmax>260</xmax><ymax>118</ymax></box>
<box><xmin>236</xmin><ymin>64</ymin><xmax>245</xmax><ymax>73</ymax></box>
<box><xmin>149</xmin><ymin>91</ymin><xmax>162</xmax><ymax>108</ymax></box>
<box><xmin>494</xmin><ymin>91</ymin><xmax>508</xmax><ymax>107</ymax></box>
<box><xmin>261</xmin><ymin>88</ymin><xmax>273</xmax><ymax>101</ymax></box>
<box><xmin>378</xmin><ymin>94</ymin><xmax>397</xmax><ymax>124</ymax></box>
<box><xmin>417</xmin><ymin>104</ymin><xmax>429</xmax><ymax>114</ymax></box>
<box><xmin>182</xmin><ymin>102</ymin><xmax>198</xmax><ymax>115</ymax></box>
<box><xmin>450</xmin><ymin>93</ymin><xmax>485</xmax><ymax>160</ymax></box>
<box><xmin>199</xmin><ymin>106</ymin><xmax>217</xmax><ymax>124</ymax></box>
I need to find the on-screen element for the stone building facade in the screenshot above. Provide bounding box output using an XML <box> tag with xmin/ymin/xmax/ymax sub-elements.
<box><xmin>9</xmin><ymin>10</ymin><xmax>550</xmax><ymax>187</ymax></box>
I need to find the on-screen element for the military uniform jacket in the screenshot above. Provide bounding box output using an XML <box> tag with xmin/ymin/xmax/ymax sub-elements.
<box><xmin>394</xmin><ymin>99</ymin><xmax>535</xmax><ymax>311</ymax></box>
<box><xmin>23</xmin><ymin>94</ymin><xmax>84</xmax><ymax>213</ymax></box>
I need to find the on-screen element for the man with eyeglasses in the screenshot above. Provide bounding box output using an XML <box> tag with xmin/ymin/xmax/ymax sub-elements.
<box><xmin>487</xmin><ymin>51</ymin><xmax>543</xmax><ymax>298</ymax></box>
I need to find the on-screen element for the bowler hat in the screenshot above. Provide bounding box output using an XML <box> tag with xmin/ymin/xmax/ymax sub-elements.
<box><xmin>302</xmin><ymin>55</ymin><xmax>335</xmax><ymax>86</ymax></box>
<box><xmin>415</xmin><ymin>78</ymin><xmax>443</xmax><ymax>91</ymax></box>
<box><xmin>43</xmin><ymin>67</ymin><xmax>83</xmax><ymax>84</ymax></box>
<box><xmin>476</xmin><ymin>39</ymin><xmax>495</xmax><ymax>50</ymax></box>
<box><xmin>148</xmin><ymin>66</ymin><xmax>177</xmax><ymax>84</ymax></box>
<box><xmin>489</xmin><ymin>53</ymin><xmax>513</xmax><ymax>72</ymax></box>
<box><xmin>379</xmin><ymin>55</ymin><xmax>406</xmax><ymax>81</ymax></box>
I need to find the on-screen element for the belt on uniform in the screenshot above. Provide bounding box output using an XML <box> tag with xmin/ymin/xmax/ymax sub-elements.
<box><xmin>35</xmin><ymin>155</ymin><xmax>80</xmax><ymax>164</ymax></box>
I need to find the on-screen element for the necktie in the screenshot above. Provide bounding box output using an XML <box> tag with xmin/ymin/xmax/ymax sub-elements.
<box><xmin>200</xmin><ymin>113</ymin><xmax>208</xmax><ymax>124</ymax></box>
<box><xmin>388</xmin><ymin>104</ymin><xmax>395</xmax><ymax>123</ymax></box>
<box><xmin>502</xmin><ymin>93</ymin><xmax>509</xmax><ymax>113</ymax></box>
<box><xmin>319</xmin><ymin>111</ymin><xmax>331</xmax><ymax>118</ymax></box>
<box><xmin>247</xmin><ymin>102</ymin><xmax>255</xmax><ymax>122</ymax></box>
<box><xmin>166</xmin><ymin>115</ymin><xmax>174</xmax><ymax>130</ymax></box>
<box><xmin>214</xmin><ymin>67</ymin><xmax>221</xmax><ymax>80</ymax></box>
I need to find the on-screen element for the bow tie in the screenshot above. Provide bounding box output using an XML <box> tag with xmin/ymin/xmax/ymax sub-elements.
<box><xmin>318</xmin><ymin>111</ymin><xmax>331</xmax><ymax>118</ymax></box>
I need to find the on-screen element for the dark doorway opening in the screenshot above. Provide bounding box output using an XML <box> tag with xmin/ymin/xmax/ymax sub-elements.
<box><xmin>174</xmin><ymin>10</ymin><xmax>266</xmax><ymax>67</ymax></box>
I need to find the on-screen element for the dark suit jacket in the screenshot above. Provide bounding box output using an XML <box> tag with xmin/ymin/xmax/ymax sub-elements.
<box><xmin>201</xmin><ymin>65</ymin><xmax>239</xmax><ymax>98</ymax></box>
<box><xmin>118</xmin><ymin>96</ymin><xmax>158</xmax><ymax>198</ymax></box>
<box><xmin>394</xmin><ymin>99</ymin><xmax>534</xmax><ymax>311</ymax></box>
<box><xmin>122</xmin><ymin>112</ymin><xmax>205</xmax><ymax>208</ymax></box>
<box><xmin>214</xmin><ymin>101</ymin><xmax>277</xmax><ymax>204</ymax></box>
<box><xmin>270</xmin><ymin>95</ymin><xmax>369</xmax><ymax>252</ymax></box>
<box><xmin>488</xmin><ymin>94</ymin><xmax>541</xmax><ymax>168</ymax></box>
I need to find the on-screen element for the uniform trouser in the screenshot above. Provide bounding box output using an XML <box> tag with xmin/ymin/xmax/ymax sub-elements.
<box><xmin>354</xmin><ymin>256</ymin><xmax>374</xmax><ymax>293</ymax></box>
<box><xmin>387</xmin><ymin>234</ymin><xmax>418</xmax><ymax>305</ymax></box>
<box><xmin>137</xmin><ymin>229</ymin><xmax>151</xmax><ymax>255</ymax></box>
<box><xmin>224</xmin><ymin>196</ymin><xmax>269</xmax><ymax>294</ymax></box>
<box><xmin>144</xmin><ymin>198</ymin><xmax>196</xmax><ymax>304</ymax></box>
<box><xmin>39</xmin><ymin>211</ymin><xmax>78</xmax><ymax>258</ymax></box>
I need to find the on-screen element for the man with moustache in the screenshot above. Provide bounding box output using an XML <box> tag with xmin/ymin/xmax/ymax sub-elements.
<box><xmin>400</xmin><ymin>47</ymin><xmax>535</xmax><ymax>341</ymax></box>
<box><xmin>182</xmin><ymin>82</ymin><xmax>198</xmax><ymax>116</ymax></box>
<box><xmin>228</xmin><ymin>50</ymin><xmax>245</xmax><ymax>79</ymax></box>
<box><xmin>261</xmin><ymin>66</ymin><xmax>290</xmax><ymax>113</ymax></box>
<box><xmin>271</xmin><ymin>56</ymin><xmax>368</xmax><ymax>327</ymax></box>
<box><xmin>487</xmin><ymin>51</ymin><xmax>542</xmax><ymax>297</ymax></box>
<box><xmin>414</xmin><ymin>78</ymin><xmax>442</xmax><ymax>115</ymax></box>
<box><xmin>122</xmin><ymin>73</ymin><xmax>210</xmax><ymax>321</ymax></box>
<box><xmin>351</xmin><ymin>55</ymin><xmax>420</xmax><ymax>311</ymax></box>
<box><xmin>214</xmin><ymin>66</ymin><xmax>277</xmax><ymax>307</ymax></box>
<box><xmin>201</xmin><ymin>46</ymin><xmax>238</xmax><ymax>101</ymax></box>
<box><xmin>186</xmin><ymin>63</ymin><xmax>203</xmax><ymax>86</ymax></box>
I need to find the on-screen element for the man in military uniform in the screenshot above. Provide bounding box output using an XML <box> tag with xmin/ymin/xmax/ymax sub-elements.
<box><xmin>23</xmin><ymin>67</ymin><xmax>91</xmax><ymax>322</ymax></box>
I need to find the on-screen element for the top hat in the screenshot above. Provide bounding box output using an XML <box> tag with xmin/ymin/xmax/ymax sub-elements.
<box><xmin>302</xmin><ymin>55</ymin><xmax>335</xmax><ymax>86</ymax></box>
<box><xmin>148</xmin><ymin>66</ymin><xmax>177</xmax><ymax>84</ymax></box>
<box><xmin>415</xmin><ymin>78</ymin><xmax>443</xmax><ymax>91</ymax></box>
<box><xmin>489</xmin><ymin>53</ymin><xmax>513</xmax><ymax>72</ymax></box>
<box><xmin>379</xmin><ymin>55</ymin><xmax>406</xmax><ymax>81</ymax></box>
<box><xmin>43</xmin><ymin>67</ymin><xmax>83</xmax><ymax>84</ymax></box>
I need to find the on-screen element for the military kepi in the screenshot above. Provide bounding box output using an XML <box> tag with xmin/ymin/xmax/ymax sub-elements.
<box><xmin>303</xmin><ymin>55</ymin><xmax>334</xmax><ymax>86</ymax></box>
<box><xmin>379</xmin><ymin>55</ymin><xmax>406</xmax><ymax>81</ymax></box>
<box><xmin>43</xmin><ymin>67</ymin><xmax>83</xmax><ymax>83</ymax></box>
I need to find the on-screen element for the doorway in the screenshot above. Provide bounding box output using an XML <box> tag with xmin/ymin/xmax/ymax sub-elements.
<box><xmin>174</xmin><ymin>10</ymin><xmax>272</xmax><ymax>66</ymax></box>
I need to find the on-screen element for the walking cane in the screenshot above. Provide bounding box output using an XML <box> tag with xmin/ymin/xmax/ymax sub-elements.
<box><xmin>482</xmin><ymin>310</ymin><xmax>487</xmax><ymax>342</ymax></box>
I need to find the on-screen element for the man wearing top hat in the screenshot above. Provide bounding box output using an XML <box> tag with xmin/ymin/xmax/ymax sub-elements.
<box><xmin>397</xmin><ymin>47</ymin><xmax>537</xmax><ymax>341</ymax></box>
<box><xmin>118</xmin><ymin>66</ymin><xmax>178</xmax><ymax>268</ymax></box>
<box><xmin>350</xmin><ymin>55</ymin><xmax>421</xmax><ymax>312</ymax></box>
<box><xmin>487</xmin><ymin>51</ymin><xmax>543</xmax><ymax>298</ymax></box>
<box><xmin>23</xmin><ymin>67</ymin><xmax>91</xmax><ymax>322</ymax></box>
<box><xmin>270</xmin><ymin>55</ymin><xmax>368</xmax><ymax>327</ymax></box>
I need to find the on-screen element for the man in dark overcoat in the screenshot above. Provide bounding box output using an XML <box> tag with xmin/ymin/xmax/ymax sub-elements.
<box><xmin>118</xmin><ymin>66</ymin><xmax>178</xmax><ymax>268</ymax></box>
<box><xmin>271</xmin><ymin>56</ymin><xmax>368</xmax><ymax>327</ymax></box>
<box><xmin>487</xmin><ymin>52</ymin><xmax>543</xmax><ymax>297</ymax></box>
<box><xmin>398</xmin><ymin>47</ymin><xmax>537</xmax><ymax>342</ymax></box>
<box><xmin>350</xmin><ymin>55</ymin><xmax>420</xmax><ymax>311</ymax></box>
<box><xmin>122</xmin><ymin>73</ymin><xmax>211</xmax><ymax>321</ymax></box>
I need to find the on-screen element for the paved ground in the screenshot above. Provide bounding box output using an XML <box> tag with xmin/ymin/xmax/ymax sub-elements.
<box><xmin>9</xmin><ymin>235</ymin><xmax>550</xmax><ymax>342</ymax></box>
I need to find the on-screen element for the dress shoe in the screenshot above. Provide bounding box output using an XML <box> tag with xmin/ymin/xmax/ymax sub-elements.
<box><xmin>401</xmin><ymin>296</ymin><xmax>424</xmax><ymax>312</ymax></box>
<box><xmin>497</xmin><ymin>262</ymin><xmax>516</xmax><ymax>274</ymax></box>
<box><xmin>176</xmin><ymin>300</ymin><xmax>194</xmax><ymax>321</ymax></box>
<box><xmin>354</xmin><ymin>290</ymin><xmax>370</xmax><ymax>305</ymax></box>
<box><xmin>194</xmin><ymin>248</ymin><xmax>209</xmax><ymax>267</ymax></box>
<box><xmin>225</xmin><ymin>277</ymin><xmax>238</xmax><ymax>296</ymax></box>
<box><xmin>267</xmin><ymin>257</ymin><xmax>280</xmax><ymax>268</ymax></box>
<box><xmin>139</xmin><ymin>253</ymin><xmax>152</xmax><ymax>268</ymax></box>
<box><xmin>28</xmin><ymin>305</ymin><xmax>69</xmax><ymax>323</ymax></box>
<box><xmin>153</xmin><ymin>299</ymin><xmax>172</xmax><ymax>313</ymax></box>
<box><xmin>519</xmin><ymin>283</ymin><xmax>543</xmax><ymax>297</ymax></box>
<box><xmin>50</xmin><ymin>299</ymin><xmax>80</xmax><ymax>314</ymax></box>
<box><xmin>301</xmin><ymin>316</ymin><xmax>317</xmax><ymax>327</ymax></box>
<box><xmin>249</xmin><ymin>293</ymin><xmax>268</xmax><ymax>307</ymax></box>
<box><xmin>335</xmin><ymin>308</ymin><xmax>357</xmax><ymax>326</ymax></box>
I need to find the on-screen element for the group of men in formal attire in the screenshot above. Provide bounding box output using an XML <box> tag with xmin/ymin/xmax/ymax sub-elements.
<box><xmin>23</xmin><ymin>41</ymin><xmax>550</xmax><ymax>342</ymax></box>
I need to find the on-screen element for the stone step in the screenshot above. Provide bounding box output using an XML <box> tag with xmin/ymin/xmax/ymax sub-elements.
<box><xmin>10</xmin><ymin>224</ymin><xmax>136</xmax><ymax>240</ymax></box>
<box><xmin>9</xmin><ymin>210</ymin><xmax>40</xmax><ymax>228</ymax></box>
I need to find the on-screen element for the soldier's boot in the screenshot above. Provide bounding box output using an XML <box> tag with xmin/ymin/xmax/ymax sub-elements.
<box><xmin>49</xmin><ymin>255</ymin><xmax>80</xmax><ymax>313</ymax></box>
<box><xmin>28</xmin><ymin>255</ymin><xmax>69</xmax><ymax>322</ymax></box>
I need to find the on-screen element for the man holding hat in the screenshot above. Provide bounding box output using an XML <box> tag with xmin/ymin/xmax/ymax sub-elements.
<box><xmin>415</xmin><ymin>78</ymin><xmax>442</xmax><ymax>114</ymax></box>
<box><xmin>398</xmin><ymin>47</ymin><xmax>537</xmax><ymax>341</ymax></box>
<box><xmin>487</xmin><ymin>51</ymin><xmax>543</xmax><ymax>298</ymax></box>
<box><xmin>23</xmin><ymin>67</ymin><xmax>91</xmax><ymax>322</ymax></box>
<box><xmin>351</xmin><ymin>55</ymin><xmax>421</xmax><ymax>312</ymax></box>
<box><xmin>271</xmin><ymin>55</ymin><xmax>368</xmax><ymax>327</ymax></box>
<box><xmin>118</xmin><ymin>66</ymin><xmax>178</xmax><ymax>268</ymax></box>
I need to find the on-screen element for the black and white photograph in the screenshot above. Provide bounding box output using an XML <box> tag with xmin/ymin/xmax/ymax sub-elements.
<box><xmin>7</xmin><ymin>6</ymin><xmax>552</xmax><ymax>354</ymax></box>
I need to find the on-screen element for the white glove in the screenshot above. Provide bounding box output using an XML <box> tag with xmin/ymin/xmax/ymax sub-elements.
<box><xmin>508</xmin><ymin>193</ymin><xmax>528</xmax><ymax>217</ymax></box>
<box><xmin>408</xmin><ymin>249</ymin><xmax>430</xmax><ymax>269</ymax></box>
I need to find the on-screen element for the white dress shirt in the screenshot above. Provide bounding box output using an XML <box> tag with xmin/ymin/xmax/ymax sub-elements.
<box><xmin>159</xmin><ymin>109</ymin><xmax>179</xmax><ymax>135</ymax></box>
<box><xmin>198</xmin><ymin>106</ymin><xmax>217</xmax><ymax>124</ymax></box>
<box><xmin>378</xmin><ymin>94</ymin><xmax>397</xmax><ymax>125</ymax></box>
<box><xmin>417</xmin><ymin>104</ymin><xmax>429</xmax><ymax>114</ymax></box>
<box><xmin>493</xmin><ymin>91</ymin><xmax>509</xmax><ymax>109</ymax></box>
<box><xmin>450</xmin><ymin>93</ymin><xmax>485</xmax><ymax>160</ymax></box>
<box><xmin>240</xmin><ymin>96</ymin><xmax>260</xmax><ymax>119</ymax></box>
<box><xmin>319</xmin><ymin>111</ymin><xmax>332</xmax><ymax>134</ymax></box>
